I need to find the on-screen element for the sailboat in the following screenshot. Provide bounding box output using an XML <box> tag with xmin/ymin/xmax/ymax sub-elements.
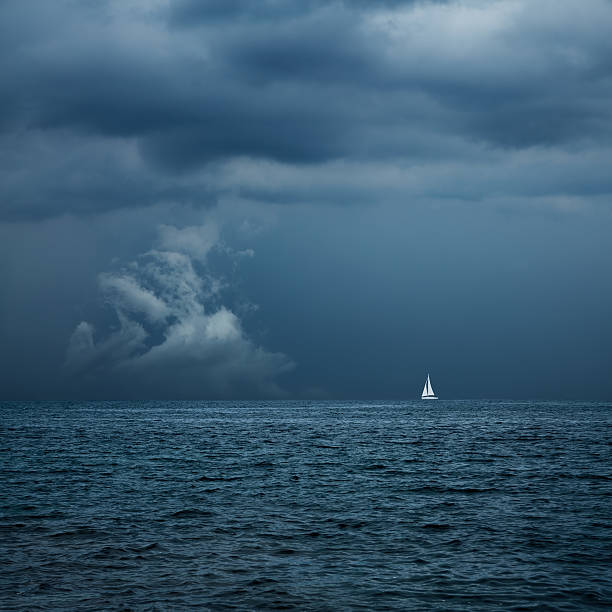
<box><xmin>421</xmin><ymin>374</ymin><xmax>438</xmax><ymax>400</ymax></box>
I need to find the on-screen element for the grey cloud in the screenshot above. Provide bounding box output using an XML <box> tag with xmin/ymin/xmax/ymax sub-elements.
<box><xmin>1</xmin><ymin>0</ymin><xmax>611</xmax><ymax>222</ymax></box>
<box><xmin>0</xmin><ymin>131</ymin><xmax>216</xmax><ymax>220</ymax></box>
<box><xmin>168</xmin><ymin>0</ymin><xmax>448</xmax><ymax>26</ymax></box>
<box><xmin>168</xmin><ymin>0</ymin><xmax>319</xmax><ymax>25</ymax></box>
<box><xmin>138</xmin><ymin>110</ymin><xmax>348</xmax><ymax>171</ymax></box>
<box><xmin>220</xmin><ymin>5</ymin><xmax>377</xmax><ymax>86</ymax></box>
<box><xmin>198</xmin><ymin>145</ymin><xmax>612</xmax><ymax>211</ymax></box>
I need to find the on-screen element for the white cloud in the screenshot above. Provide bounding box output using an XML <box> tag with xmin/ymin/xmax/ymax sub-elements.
<box><xmin>99</xmin><ymin>273</ymin><xmax>171</xmax><ymax>322</ymax></box>
<box><xmin>65</xmin><ymin>222</ymin><xmax>293</xmax><ymax>397</ymax></box>
<box><xmin>368</xmin><ymin>0</ymin><xmax>612</xmax><ymax>85</ymax></box>
<box><xmin>158</xmin><ymin>222</ymin><xmax>220</xmax><ymax>262</ymax></box>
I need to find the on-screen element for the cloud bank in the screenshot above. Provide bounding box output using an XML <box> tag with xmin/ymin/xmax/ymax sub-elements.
<box><xmin>1</xmin><ymin>0</ymin><xmax>611</xmax><ymax>220</ymax></box>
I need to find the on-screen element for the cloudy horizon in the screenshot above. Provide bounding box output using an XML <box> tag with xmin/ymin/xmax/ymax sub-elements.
<box><xmin>1</xmin><ymin>0</ymin><xmax>611</xmax><ymax>399</ymax></box>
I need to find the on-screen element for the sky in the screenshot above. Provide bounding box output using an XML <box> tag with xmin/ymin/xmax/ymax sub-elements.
<box><xmin>1</xmin><ymin>0</ymin><xmax>611</xmax><ymax>400</ymax></box>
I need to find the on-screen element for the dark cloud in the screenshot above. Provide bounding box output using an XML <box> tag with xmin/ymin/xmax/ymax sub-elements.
<box><xmin>168</xmin><ymin>0</ymin><xmax>318</xmax><ymax>25</ymax></box>
<box><xmin>225</xmin><ymin>14</ymin><xmax>373</xmax><ymax>84</ymax></box>
<box><xmin>139</xmin><ymin>110</ymin><xmax>348</xmax><ymax>171</ymax></box>
<box><xmin>1</xmin><ymin>0</ymin><xmax>611</xmax><ymax>221</ymax></box>
<box><xmin>167</xmin><ymin>0</ymin><xmax>444</xmax><ymax>26</ymax></box>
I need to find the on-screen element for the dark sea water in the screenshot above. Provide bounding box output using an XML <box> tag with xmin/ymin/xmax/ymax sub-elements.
<box><xmin>1</xmin><ymin>400</ymin><xmax>611</xmax><ymax>611</ymax></box>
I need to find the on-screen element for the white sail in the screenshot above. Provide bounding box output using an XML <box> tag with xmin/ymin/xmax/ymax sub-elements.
<box><xmin>422</xmin><ymin>380</ymin><xmax>429</xmax><ymax>397</ymax></box>
<box><xmin>427</xmin><ymin>375</ymin><xmax>434</xmax><ymax>396</ymax></box>
<box><xmin>421</xmin><ymin>374</ymin><xmax>438</xmax><ymax>399</ymax></box>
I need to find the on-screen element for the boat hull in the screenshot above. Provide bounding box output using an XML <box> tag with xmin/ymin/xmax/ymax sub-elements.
<box><xmin>421</xmin><ymin>396</ymin><xmax>438</xmax><ymax>400</ymax></box>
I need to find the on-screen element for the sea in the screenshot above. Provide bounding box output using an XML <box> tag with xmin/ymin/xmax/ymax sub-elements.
<box><xmin>1</xmin><ymin>400</ymin><xmax>610</xmax><ymax>611</ymax></box>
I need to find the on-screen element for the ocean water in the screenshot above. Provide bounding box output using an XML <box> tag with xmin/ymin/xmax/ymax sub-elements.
<box><xmin>1</xmin><ymin>400</ymin><xmax>610</xmax><ymax>611</ymax></box>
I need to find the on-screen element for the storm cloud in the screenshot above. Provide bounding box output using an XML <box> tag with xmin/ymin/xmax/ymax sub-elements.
<box><xmin>2</xmin><ymin>0</ymin><xmax>611</xmax><ymax>220</ymax></box>
<box><xmin>1</xmin><ymin>0</ymin><xmax>611</xmax><ymax>398</ymax></box>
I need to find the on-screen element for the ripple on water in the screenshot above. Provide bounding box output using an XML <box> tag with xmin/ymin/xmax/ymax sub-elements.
<box><xmin>1</xmin><ymin>400</ymin><xmax>611</xmax><ymax>610</ymax></box>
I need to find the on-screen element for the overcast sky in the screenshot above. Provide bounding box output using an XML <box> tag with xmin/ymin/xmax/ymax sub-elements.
<box><xmin>1</xmin><ymin>0</ymin><xmax>611</xmax><ymax>399</ymax></box>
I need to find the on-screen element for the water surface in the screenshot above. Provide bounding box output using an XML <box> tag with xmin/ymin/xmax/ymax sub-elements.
<box><xmin>1</xmin><ymin>400</ymin><xmax>610</xmax><ymax>610</ymax></box>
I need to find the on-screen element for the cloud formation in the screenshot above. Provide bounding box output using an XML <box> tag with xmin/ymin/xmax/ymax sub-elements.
<box><xmin>65</xmin><ymin>223</ymin><xmax>293</xmax><ymax>398</ymax></box>
<box><xmin>1</xmin><ymin>0</ymin><xmax>611</xmax><ymax>220</ymax></box>
<box><xmin>1</xmin><ymin>0</ymin><xmax>611</xmax><ymax>400</ymax></box>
